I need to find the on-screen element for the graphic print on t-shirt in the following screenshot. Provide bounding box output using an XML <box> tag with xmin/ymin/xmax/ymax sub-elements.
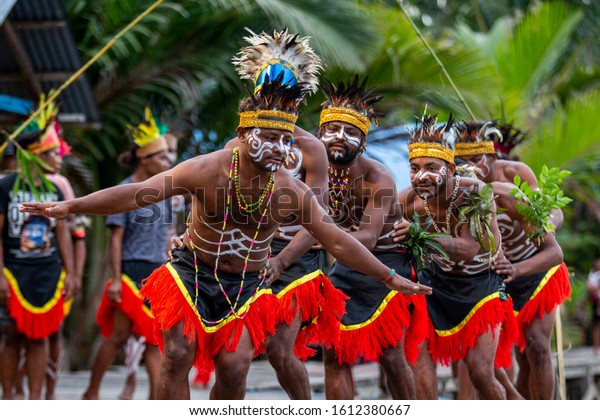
<box><xmin>20</xmin><ymin>215</ymin><xmax>51</xmax><ymax>252</ymax></box>
<box><xmin>6</xmin><ymin>188</ymin><xmax>60</xmax><ymax>260</ymax></box>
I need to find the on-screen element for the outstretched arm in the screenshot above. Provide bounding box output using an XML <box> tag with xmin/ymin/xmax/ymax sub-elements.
<box><xmin>297</xmin><ymin>186</ymin><xmax>431</xmax><ymax>295</ymax></box>
<box><xmin>20</xmin><ymin>159</ymin><xmax>196</xmax><ymax>218</ymax></box>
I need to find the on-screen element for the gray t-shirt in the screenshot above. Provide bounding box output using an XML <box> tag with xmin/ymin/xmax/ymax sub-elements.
<box><xmin>106</xmin><ymin>177</ymin><xmax>173</xmax><ymax>264</ymax></box>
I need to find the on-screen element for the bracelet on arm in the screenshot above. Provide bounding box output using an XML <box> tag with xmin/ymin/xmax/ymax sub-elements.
<box><xmin>382</xmin><ymin>268</ymin><xmax>396</xmax><ymax>284</ymax></box>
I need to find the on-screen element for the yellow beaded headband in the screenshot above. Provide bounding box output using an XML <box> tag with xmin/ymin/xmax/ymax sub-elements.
<box><xmin>238</xmin><ymin>109</ymin><xmax>297</xmax><ymax>133</ymax></box>
<box><xmin>454</xmin><ymin>141</ymin><xmax>495</xmax><ymax>156</ymax></box>
<box><xmin>319</xmin><ymin>107</ymin><xmax>371</xmax><ymax>135</ymax></box>
<box><xmin>408</xmin><ymin>142</ymin><xmax>454</xmax><ymax>164</ymax></box>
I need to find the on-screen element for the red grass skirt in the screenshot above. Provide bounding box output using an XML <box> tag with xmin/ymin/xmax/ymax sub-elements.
<box><xmin>512</xmin><ymin>262</ymin><xmax>571</xmax><ymax>351</ymax></box>
<box><xmin>273</xmin><ymin>270</ymin><xmax>347</xmax><ymax>360</ymax></box>
<box><xmin>4</xmin><ymin>266</ymin><xmax>64</xmax><ymax>339</ymax></box>
<box><xmin>96</xmin><ymin>274</ymin><xmax>157</xmax><ymax>345</ymax></box>
<box><xmin>140</xmin><ymin>258</ymin><xmax>279</xmax><ymax>375</ymax></box>
<box><xmin>404</xmin><ymin>294</ymin><xmax>430</xmax><ymax>364</ymax></box>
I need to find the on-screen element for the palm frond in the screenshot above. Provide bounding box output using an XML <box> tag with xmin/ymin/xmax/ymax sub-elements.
<box><xmin>494</xmin><ymin>2</ymin><xmax>582</xmax><ymax>96</ymax></box>
<box><xmin>518</xmin><ymin>88</ymin><xmax>600</xmax><ymax>174</ymax></box>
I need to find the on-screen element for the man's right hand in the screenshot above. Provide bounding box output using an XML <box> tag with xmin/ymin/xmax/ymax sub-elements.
<box><xmin>20</xmin><ymin>201</ymin><xmax>70</xmax><ymax>218</ymax></box>
<box><xmin>0</xmin><ymin>271</ymin><xmax>9</xmax><ymax>304</ymax></box>
<box><xmin>391</xmin><ymin>218</ymin><xmax>411</xmax><ymax>243</ymax></box>
<box><xmin>385</xmin><ymin>274</ymin><xmax>432</xmax><ymax>295</ymax></box>
<box><xmin>107</xmin><ymin>278</ymin><xmax>123</xmax><ymax>303</ymax></box>
<box><xmin>168</xmin><ymin>234</ymin><xmax>185</xmax><ymax>261</ymax></box>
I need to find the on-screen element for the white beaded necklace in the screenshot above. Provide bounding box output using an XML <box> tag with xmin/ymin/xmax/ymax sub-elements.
<box><xmin>422</xmin><ymin>175</ymin><xmax>461</xmax><ymax>233</ymax></box>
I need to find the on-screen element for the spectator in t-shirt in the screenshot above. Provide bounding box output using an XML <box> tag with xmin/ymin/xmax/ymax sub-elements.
<box><xmin>42</xmin><ymin>130</ymin><xmax>89</xmax><ymax>399</ymax></box>
<box><xmin>587</xmin><ymin>259</ymin><xmax>600</xmax><ymax>355</ymax></box>
<box><xmin>82</xmin><ymin>108</ymin><xmax>172</xmax><ymax>400</ymax></box>
<box><xmin>0</xmin><ymin>122</ymin><xmax>75</xmax><ymax>399</ymax></box>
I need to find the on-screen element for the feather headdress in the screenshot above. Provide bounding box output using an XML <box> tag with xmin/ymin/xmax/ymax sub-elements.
<box><xmin>407</xmin><ymin>109</ymin><xmax>455</xmax><ymax>163</ymax></box>
<box><xmin>454</xmin><ymin>120</ymin><xmax>501</xmax><ymax>157</ymax></box>
<box><xmin>128</xmin><ymin>107</ymin><xmax>169</xmax><ymax>157</ymax></box>
<box><xmin>319</xmin><ymin>75</ymin><xmax>383</xmax><ymax>135</ymax></box>
<box><xmin>238</xmin><ymin>74</ymin><xmax>309</xmax><ymax>133</ymax></box>
<box><xmin>495</xmin><ymin>121</ymin><xmax>527</xmax><ymax>159</ymax></box>
<box><xmin>233</xmin><ymin>28</ymin><xmax>323</xmax><ymax>95</ymax></box>
<box><xmin>18</xmin><ymin>93</ymin><xmax>61</xmax><ymax>154</ymax></box>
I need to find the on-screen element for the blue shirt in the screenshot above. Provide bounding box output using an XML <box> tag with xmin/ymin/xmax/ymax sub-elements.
<box><xmin>106</xmin><ymin>177</ymin><xmax>173</xmax><ymax>264</ymax></box>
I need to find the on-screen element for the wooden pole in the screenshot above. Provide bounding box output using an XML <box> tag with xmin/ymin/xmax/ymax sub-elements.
<box><xmin>555</xmin><ymin>307</ymin><xmax>567</xmax><ymax>400</ymax></box>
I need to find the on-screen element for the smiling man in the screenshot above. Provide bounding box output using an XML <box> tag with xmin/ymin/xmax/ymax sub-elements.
<box><xmin>398</xmin><ymin>113</ymin><xmax>515</xmax><ymax>400</ymax></box>
<box><xmin>316</xmin><ymin>76</ymin><xmax>418</xmax><ymax>400</ymax></box>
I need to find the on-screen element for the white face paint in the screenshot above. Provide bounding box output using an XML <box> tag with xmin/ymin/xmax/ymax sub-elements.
<box><xmin>247</xmin><ymin>128</ymin><xmax>292</xmax><ymax>172</ymax></box>
<box><xmin>413</xmin><ymin>166</ymin><xmax>447</xmax><ymax>185</ymax></box>
<box><xmin>478</xmin><ymin>154</ymin><xmax>491</xmax><ymax>178</ymax></box>
<box><xmin>320</xmin><ymin>125</ymin><xmax>362</xmax><ymax>148</ymax></box>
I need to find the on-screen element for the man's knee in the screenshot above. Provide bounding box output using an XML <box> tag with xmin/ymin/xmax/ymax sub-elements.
<box><xmin>163</xmin><ymin>337</ymin><xmax>195</xmax><ymax>374</ymax></box>
<box><xmin>525</xmin><ymin>334</ymin><xmax>551</xmax><ymax>364</ymax></box>
<box><xmin>106</xmin><ymin>331</ymin><xmax>130</xmax><ymax>348</ymax></box>
<box><xmin>468</xmin><ymin>360</ymin><xmax>494</xmax><ymax>388</ymax></box>
<box><xmin>266</xmin><ymin>338</ymin><xmax>294</xmax><ymax>365</ymax></box>
<box><xmin>216</xmin><ymin>358</ymin><xmax>251</xmax><ymax>385</ymax></box>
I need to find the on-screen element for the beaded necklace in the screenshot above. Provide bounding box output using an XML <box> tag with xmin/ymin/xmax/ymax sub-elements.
<box><xmin>187</xmin><ymin>147</ymin><xmax>274</xmax><ymax>325</ymax></box>
<box><xmin>328</xmin><ymin>166</ymin><xmax>350</xmax><ymax>211</ymax></box>
<box><xmin>422</xmin><ymin>175</ymin><xmax>461</xmax><ymax>233</ymax></box>
<box><xmin>234</xmin><ymin>150</ymin><xmax>274</xmax><ymax>213</ymax></box>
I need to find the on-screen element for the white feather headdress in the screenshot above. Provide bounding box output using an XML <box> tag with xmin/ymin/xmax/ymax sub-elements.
<box><xmin>232</xmin><ymin>28</ymin><xmax>323</xmax><ymax>95</ymax></box>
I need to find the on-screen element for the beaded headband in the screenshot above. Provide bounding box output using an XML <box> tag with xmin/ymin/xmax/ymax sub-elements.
<box><xmin>238</xmin><ymin>109</ymin><xmax>297</xmax><ymax>133</ymax></box>
<box><xmin>408</xmin><ymin>142</ymin><xmax>454</xmax><ymax>164</ymax></box>
<box><xmin>319</xmin><ymin>107</ymin><xmax>371</xmax><ymax>135</ymax></box>
<box><xmin>454</xmin><ymin>141</ymin><xmax>495</xmax><ymax>156</ymax></box>
<box><xmin>454</xmin><ymin>121</ymin><xmax>500</xmax><ymax>157</ymax></box>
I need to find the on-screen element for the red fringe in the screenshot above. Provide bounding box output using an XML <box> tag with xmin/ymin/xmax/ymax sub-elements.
<box><xmin>140</xmin><ymin>265</ymin><xmax>280</xmax><ymax>373</ymax></box>
<box><xmin>7</xmin><ymin>283</ymin><xmax>64</xmax><ymax>340</ymax></box>
<box><xmin>404</xmin><ymin>294</ymin><xmax>430</xmax><ymax>364</ymax></box>
<box><xmin>335</xmin><ymin>292</ymin><xmax>410</xmax><ymax>364</ymax></box>
<box><xmin>495</xmin><ymin>297</ymin><xmax>518</xmax><ymax>369</ymax></box>
<box><xmin>192</xmin><ymin>368</ymin><xmax>213</xmax><ymax>387</ymax></box>
<box><xmin>96</xmin><ymin>276</ymin><xmax>157</xmax><ymax>345</ymax></box>
<box><xmin>428</xmin><ymin>296</ymin><xmax>508</xmax><ymax>367</ymax></box>
<box><xmin>293</xmin><ymin>276</ymin><xmax>348</xmax><ymax>360</ymax></box>
<box><xmin>514</xmin><ymin>263</ymin><xmax>571</xmax><ymax>351</ymax></box>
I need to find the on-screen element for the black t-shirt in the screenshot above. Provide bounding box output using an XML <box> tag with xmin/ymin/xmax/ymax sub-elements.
<box><xmin>0</xmin><ymin>173</ymin><xmax>64</xmax><ymax>265</ymax></box>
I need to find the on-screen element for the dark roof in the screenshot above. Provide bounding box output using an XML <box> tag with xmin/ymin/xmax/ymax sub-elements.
<box><xmin>0</xmin><ymin>0</ymin><xmax>99</xmax><ymax>128</ymax></box>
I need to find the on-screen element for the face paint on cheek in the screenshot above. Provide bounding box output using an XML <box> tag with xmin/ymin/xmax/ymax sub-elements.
<box><xmin>343</xmin><ymin>131</ymin><xmax>362</xmax><ymax>148</ymax></box>
<box><xmin>248</xmin><ymin>128</ymin><xmax>266</xmax><ymax>164</ymax></box>
<box><xmin>478</xmin><ymin>155</ymin><xmax>491</xmax><ymax>177</ymax></box>
<box><xmin>434</xmin><ymin>167</ymin><xmax>447</xmax><ymax>185</ymax></box>
<box><xmin>321</xmin><ymin>130</ymin><xmax>341</xmax><ymax>144</ymax></box>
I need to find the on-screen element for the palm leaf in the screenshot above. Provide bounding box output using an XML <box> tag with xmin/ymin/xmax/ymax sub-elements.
<box><xmin>494</xmin><ymin>2</ymin><xmax>582</xmax><ymax>96</ymax></box>
<box><xmin>518</xmin><ymin>88</ymin><xmax>600</xmax><ymax>175</ymax></box>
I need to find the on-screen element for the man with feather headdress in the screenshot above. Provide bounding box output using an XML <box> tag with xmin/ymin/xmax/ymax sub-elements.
<box><xmin>82</xmin><ymin>106</ymin><xmax>172</xmax><ymax>400</ymax></box>
<box><xmin>454</xmin><ymin>121</ymin><xmax>570</xmax><ymax>399</ymax></box>
<box><xmin>227</xmin><ymin>29</ymin><xmax>341</xmax><ymax>400</ymax></box>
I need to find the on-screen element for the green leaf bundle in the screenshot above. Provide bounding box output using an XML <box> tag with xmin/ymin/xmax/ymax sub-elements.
<box><xmin>509</xmin><ymin>165</ymin><xmax>572</xmax><ymax>239</ymax></box>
